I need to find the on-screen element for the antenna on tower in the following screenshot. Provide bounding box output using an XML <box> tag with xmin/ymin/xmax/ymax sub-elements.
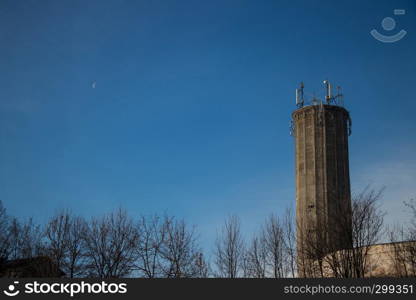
<box><xmin>335</xmin><ymin>86</ymin><xmax>343</xmax><ymax>106</ymax></box>
<box><xmin>293</xmin><ymin>80</ymin><xmax>345</xmax><ymax>108</ymax></box>
<box><xmin>323</xmin><ymin>80</ymin><xmax>332</xmax><ymax>104</ymax></box>
<box><xmin>295</xmin><ymin>82</ymin><xmax>304</xmax><ymax>108</ymax></box>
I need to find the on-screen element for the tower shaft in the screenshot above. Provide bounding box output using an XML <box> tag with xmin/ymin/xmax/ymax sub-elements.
<box><xmin>293</xmin><ymin>104</ymin><xmax>352</xmax><ymax>277</ymax></box>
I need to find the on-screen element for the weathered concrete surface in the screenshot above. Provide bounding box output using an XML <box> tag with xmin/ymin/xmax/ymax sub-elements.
<box><xmin>321</xmin><ymin>242</ymin><xmax>416</xmax><ymax>277</ymax></box>
<box><xmin>292</xmin><ymin>104</ymin><xmax>352</xmax><ymax>276</ymax></box>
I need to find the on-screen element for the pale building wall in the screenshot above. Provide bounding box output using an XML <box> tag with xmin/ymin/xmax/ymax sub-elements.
<box><xmin>292</xmin><ymin>104</ymin><xmax>352</xmax><ymax>276</ymax></box>
<box><xmin>320</xmin><ymin>242</ymin><xmax>416</xmax><ymax>277</ymax></box>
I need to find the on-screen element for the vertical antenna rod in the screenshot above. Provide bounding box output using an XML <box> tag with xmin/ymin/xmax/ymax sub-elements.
<box><xmin>295</xmin><ymin>82</ymin><xmax>304</xmax><ymax>108</ymax></box>
<box><xmin>323</xmin><ymin>80</ymin><xmax>332</xmax><ymax>104</ymax></box>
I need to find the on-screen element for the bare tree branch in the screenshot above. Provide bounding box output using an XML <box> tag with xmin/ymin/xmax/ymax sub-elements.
<box><xmin>214</xmin><ymin>215</ymin><xmax>244</xmax><ymax>278</ymax></box>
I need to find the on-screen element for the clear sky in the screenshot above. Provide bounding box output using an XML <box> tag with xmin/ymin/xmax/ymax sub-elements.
<box><xmin>1</xmin><ymin>0</ymin><xmax>415</xmax><ymax>251</ymax></box>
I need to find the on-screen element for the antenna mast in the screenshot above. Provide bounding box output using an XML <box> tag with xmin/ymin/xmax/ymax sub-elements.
<box><xmin>295</xmin><ymin>82</ymin><xmax>304</xmax><ymax>108</ymax></box>
<box><xmin>323</xmin><ymin>80</ymin><xmax>332</xmax><ymax>104</ymax></box>
<box><xmin>293</xmin><ymin>80</ymin><xmax>345</xmax><ymax>108</ymax></box>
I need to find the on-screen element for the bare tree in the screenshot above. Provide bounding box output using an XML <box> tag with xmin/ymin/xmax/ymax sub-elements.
<box><xmin>389</xmin><ymin>227</ymin><xmax>416</xmax><ymax>277</ymax></box>
<box><xmin>214</xmin><ymin>215</ymin><xmax>245</xmax><ymax>278</ymax></box>
<box><xmin>243</xmin><ymin>209</ymin><xmax>297</xmax><ymax>278</ymax></box>
<box><xmin>193</xmin><ymin>252</ymin><xmax>210</xmax><ymax>278</ymax></box>
<box><xmin>83</xmin><ymin>209</ymin><xmax>138</xmax><ymax>278</ymax></box>
<box><xmin>244</xmin><ymin>211</ymin><xmax>295</xmax><ymax>278</ymax></box>
<box><xmin>160</xmin><ymin>217</ymin><xmax>202</xmax><ymax>277</ymax></box>
<box><xmin>300</xmin><ymin>187</ymin><xmax>385</xmax><ymax>278</ymax></box>
<box><xmin>8</xmin><ymin>217</ymin><xmax>44</xmax><ymax>261</ymax></box>
<box><xmin>263</xmin><ymin>214</ymin><xmax>286</xmax><ymax>278</ymax></box>
<box><xmin>44</xmin><ymin>211</ymin><xmax>71</xmax><ymax>271</ymax></box>
<box><xmin>244</xmin><ymin>236</ymin><xmax>267</xmax><ymax>278</ymax></box>
<box><xmin>44</xmin><ymin>211</ymin><xmax>89</xmax><ymax>278</ymax></box>
<box><xmin>389</xmin><ymin>199</ymin><xmax>416</xmax><ymax>277</ymax></box>
<box><xmin>347</xmin><ymin>187</ymin><xmax>385</xmax><ymax>277</ymax></box>
<box><xmin>282</xmin><ymin>207</ymin><xmax>297</xmax><ymax>277</ymax></box>
<box><xmin>135</xmin><ymin>215</ymin><xmax>208</xmax><ymax>278</ymax></box>
<box><xmin>0</xmin><ymin>201</ymin><xmax>10</xmax><ymax>262</ymax></box>
<box><xmin>64</xmin><ymin>216</ymin><xmax>88</xmax><ymax>278</ymax></box>
<box><xmin>135</xmin><ymin>215</ymin><xmax>166</xmax><ymax>278</ymax></box>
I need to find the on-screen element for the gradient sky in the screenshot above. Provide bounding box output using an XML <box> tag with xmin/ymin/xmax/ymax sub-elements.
<box><xmin>1</xmin><ymin>0</ymin><xmax>415</xmax><ymax>251</ymax></box>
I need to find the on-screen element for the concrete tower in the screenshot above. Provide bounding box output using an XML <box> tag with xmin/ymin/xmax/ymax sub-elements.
<box><xmin>291</xmin><ymin>81</ymin><xmax>352</xmax><ymax>277</ymax></box>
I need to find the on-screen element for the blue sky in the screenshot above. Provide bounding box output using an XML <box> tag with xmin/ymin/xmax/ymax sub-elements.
<box><xmin>0</xmin><ymin>0</ymin><xmax>415</xmax><ymax>251</ymax></box>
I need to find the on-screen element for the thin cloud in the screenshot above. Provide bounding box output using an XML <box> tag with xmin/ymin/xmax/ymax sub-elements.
<box><xmin>0</xmin><ymin>98</ymin><xmax>39</xmax><ymax>115</ymax></box>
<box><xmin>351</xmin><ymin>158</ymin><xmax>416</xmax><ymax>227</ymax></box>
